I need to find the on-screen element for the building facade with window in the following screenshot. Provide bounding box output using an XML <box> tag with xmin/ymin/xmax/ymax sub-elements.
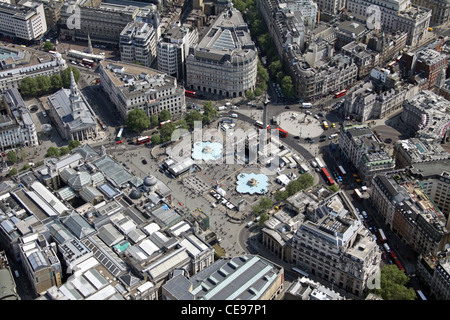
<box><xmin>290</xmin><ymin>191</ymin><xmax>381</xmax><ymax>297</ymax></box>
<box><xmin>99</xmin><ymin>60</ymin><xmax>186</xmax><ymax>119</ymax></box>
<box><xmin>0</xmin><ymin>1</ymin><xmax>47</xmax><ymax>41</ymax></box>
<box><xmin>120</xmin><ymin>21</ymin><xmax>158</xmax><ymax>68</ymax></box>
<box><xmin>185</xmin><ymin>8</ymin><xmax>257</xmax><ymax>98</ymax></box>
<box><xmin>0</xmin><ymin>88</ymin><xmax>38</xmax><ymax>152</ymax></box>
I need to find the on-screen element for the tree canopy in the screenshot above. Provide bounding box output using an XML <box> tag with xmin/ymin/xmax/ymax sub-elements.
<box><xmin>160</xmin><ymin>122</ymin><xmax>176</xmax><ymax>142</ymax></box>
<box><xmin>20</xmin><ymin>67</ymin><xmax>80</xmax><ymax>96</ymax></box>
<box><xmin>61</xmin><ymin>67</ymin><xmax>80</xmax><ymax>88</ymax></box>
<box><xmin>126</xmin><ymin>108</ymin><xmax>149</xmax><ymax>133</ymax></box>
<box><xmin>149</xmin><ymin>114</ymin><xmax>159</xmax><ymax>129</ymax></box>
<box><xmin>43</xmin><ymin>41</ymin><xmax>54</xmax><ymax>51</ymax></box>
<box><xmin>159</xmin><ymin>110</ymin><xmax>172</xmax><ymax>122</ymax></box>
<box><xmin>371</xmin><ymin>265</ymin><xmax>416</xmax><ymax>300</ymax></box>
<box><xmin>6</xmin><ymin>151</ymin><xmax>17</xmax><ymax>164</ymax></box>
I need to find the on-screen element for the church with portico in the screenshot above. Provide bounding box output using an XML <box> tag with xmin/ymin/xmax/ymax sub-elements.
<box><xmin>47</xmin><ymin>69</ymin><xmax>98</xmax><ymax>141</ymax></box>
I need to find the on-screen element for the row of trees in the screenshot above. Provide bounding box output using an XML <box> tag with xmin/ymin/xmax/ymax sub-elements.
<box><xmin>268</xmin><ymin>59</ymin><xmax>295</xmax><ymax>98</ymax></box>
<box><xmin>45</xmin><ymin>140</ymin><xmax>81</xmax><ymax>158</ymax></box>
<box><xmin>234</xmin><ymin>0</ymin><xmax>295</xmax><ymax>100</ymax></box>
<box><xmin>274</xmin><ymin>173</ymin><xmax>314</xmax><ymax>202</ymax></box>
<box><xmin>19</xmin><ymin>68</ymin><xmax>81</xmax><ymax>97</ymax></box>
<box><xmin>251</xmin><ymin>197</ymin><xmax>273</xmax><ymax>226</ymax></box>
<box><xmin>125</xmin><ymin>101</ymin><xmax>219</xmax><ymax>144</ymax></box>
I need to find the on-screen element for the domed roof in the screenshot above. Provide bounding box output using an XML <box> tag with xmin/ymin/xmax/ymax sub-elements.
<box><xmin>68</xmin><ymin>171</ymin><xmax>92</xmax><ymax>191</ymax></box>
<box><xmin>144</xmin><ymin>175</ymin><xmax>157</xmax><ymax>186</ymax></box>
<box><xmin>129</xmin><ymin>189</ymin><xmax>142</xmax><ymax>200</ymax></box>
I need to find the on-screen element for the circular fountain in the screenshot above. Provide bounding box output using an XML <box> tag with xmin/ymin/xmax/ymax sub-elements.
<box><xmin>236</xmin><ymin>173</ymin><xmax>269</xmax><ymax>195</ymax></box>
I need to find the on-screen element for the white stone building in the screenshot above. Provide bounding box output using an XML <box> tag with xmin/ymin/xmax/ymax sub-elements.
<box><xmin>99</xmin><ymin>60</ymin><xmax>186</xmax><ymax>119</ymax></box>
<box><xmin>347</xmin><ymin>0</ymin><xmax>432</xmax><ymax>47</ymax></box>
<box><xmin>0</xmin><ymin>88</ymin><xmax>38</xmax><ymax>152</ymax></box>
<box><xmin>290</xmin><ymin>191</ymin><xmax>381</xmax><ymax>297</ymax></box>
<box><xmin>157</xmin><ymin>25</ymin><xmax>197</xmax><ymax>82</ymax></box>
<box><xmin>0</xmin><ymin>46</ymin><xmax>66</xmax><ymax>92</ymax></box>
<box><xmin>185</xmin><ymin>8</ymin><xmax>258</xmax><ymax>98</ymax></box>
<box><xmin>0</xmin><ymin>1</ymin><xmax>47</xmax><ymax>41</ymax></box>
<box><xmin>120</xmin><ymin>21</ymin><xmax>158</xmax><ymax>68</ymax></box>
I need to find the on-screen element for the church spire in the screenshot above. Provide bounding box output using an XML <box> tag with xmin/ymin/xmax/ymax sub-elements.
<box><xmin>87</xmin><ymin>33</ymin><xmax>93</xmax><ymax>54</ymax></box>
<box><xmin>70</xmin><ymin>68</ymin><xmax>78</xmax><ymax>97</ymax></box>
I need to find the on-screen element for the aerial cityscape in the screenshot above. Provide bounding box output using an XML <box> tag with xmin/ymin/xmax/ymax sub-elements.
<box><xmin>0</xmin><ymin>0</ymin><xmax>449</xmax><ymax>304</ymax></box>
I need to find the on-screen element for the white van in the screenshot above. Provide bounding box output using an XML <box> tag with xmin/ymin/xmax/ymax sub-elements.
<box><xmin>230</xmin><ymin>113</ymin><xmax>238</xmax><ymax>118</ymax></box>
<box><xmin>329</xmin><ymin>133</ymin><xmax>338</xmax><ymax>140</ymax></box>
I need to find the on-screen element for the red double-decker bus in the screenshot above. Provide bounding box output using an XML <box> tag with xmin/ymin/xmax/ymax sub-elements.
<box><xmin>378</xmin><ymin>229</ymin><xmax>387</xmax><ymax>243</ymax></box>
<box><xmin>185</xmin><ymin>90</ymin><xmax>198</xmax><ymax>98</ymax></box>
<box><xmin>321</xmin><ymin>167</ymin><xmax>335</xmax><ymax>185</ymax></box>
<box><xmin>136</xmin><ymin>136</ymin><xmax>151</xmax><ymax>145</ymax></box>
<box><xmin>334</xmin><ymin>89</ymin><xmax>347</xmax><ymax>98</ymax></box>
<box><xmin>159</xmin><ymin>120</ymin><xmax>172</xmax><ymax>128</ymax></box>
<box><xmin>255</xmin><ymin>121</ymin><xmax>270</xmax><ymax>130</ymax></box>
<box><xmin>354</xmin><ymin>188</ymin><xmax>363</xmax><ymax>203</ymax></box>
<box><xmin>277</xmin><ymin>127</ymin><xmax>288</xmax><ymax>138</ymax></box>
<box><xmin>82</xmin><ymin>58</ymin><xmax>95</xmax><ymax>67</ymax></box>
<box><xmin>389</xmin><ymin>250</ymin><xmax>405</xmax><ymax>272</ymax></box>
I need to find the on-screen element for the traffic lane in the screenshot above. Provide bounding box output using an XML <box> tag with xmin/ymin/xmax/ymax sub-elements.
<box><xmin>222</xmin><ymin>111</ymin><xmax>315</xmax><ymax>161</ymax></box>
<box><xmin>82</xmin><ymin>86</ymin><xmax>122</xmax><ymax>127</ymax></box>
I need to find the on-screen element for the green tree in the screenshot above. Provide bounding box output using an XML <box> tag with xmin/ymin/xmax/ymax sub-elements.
<box><xmin>245</xmin><ymin>90</ymin><xmax>255</xmax><ymax>100</ymax></box>
<box><xmin>276</xmin><ymin>71</ymin><xmax>285</xmax><ymax>84</ymax></box>
<box><xmin>21</xmin><ymin>163</ymin><xmax>32</xmax><ymax>171</ymax></box>
<box><xmin>274</xmin><ymin>190</ymin><xmax>289</xmax><ymax>202</ymax></box>
<box><xmin>6</xmin><ymin>151</ymin><xmax>17</xmax><ymax>164</ymax></box>
<box><xmin>35</xmin><ymin>75</ymin><xmax>52</xmax><ymax>93</ymax></box>
<box><xmin>43</xmin><ymin>41</ymin><xmax>54</xmax><ymax>51</ymax></box>
<box><xmin>259</xmin><ymin>197</ymin><xmax>273</xmax><ymax>211</ymax></box>
<box><xmin>269</xmin><ymin>60</ymin><xmax>282</xmax><ymax>77</ymax></box>
<box><xmin>59</xmin><ymin>147</ymin><xmax>70</xmax><ymax>156</ymax></box>
<box><xmin>126</xmin><ymin>108</ymin><xmax>150</xmax><ymax>133</ymax></box>
<box><xmin>254</xmin><ymin>87</ymin><xmax>263</xmax><ymax>96</ymax></box>
<box><xmin>281</xmin><ymin>75</ymin><xmax>295</xmax><ymax>98</ymax></box>
<box><xmin>61</xmin><ymin>67</ymin><xmax>80</xmax><ymax>88</ymax></box>
<box><xmin>46</xmin><ymin>146</ymin><xmax>61</xmax><ymax>157</ymax></box>
<box><xmin>257</xmin><ymin>60</ymin><xmax>269</xmax><ymax>83</ymax></box>
<box><xmin>373</xmin><ymin>265</ymin><xmax>416</xmax><ymax>300</ymax></box>
<box><xmin>185</xmin><ymin>110</ymin><xmax>203</xmax><ymax>130</ymax></box>
<box><xmin>232</xmin><ymin>0</ymin><xmax>246</xmax><ymax>12</ymax></box>
<box><xmin>203</xmin><ymin>101</ymin><xmax>217</xmax><ymax>119</ymax></box>
<box><xmin>259</xmin><ymin>212</ymin><xmax>269</xmax><ymax>227</ymax></box>
<box><xmin>151</xmin><ymin>134</ymin><xmax>161</xmax><ymax>144</ymax></box>
<box><xmin>7</xmin><ymin>168</ymin><xmax>17</xmax><ymax>177</ymax></box>
<box><xmin>160</xmin><ymin>122</ymin><xmax>176</xmax><ymax>142</ymax></box>
<box><xmin>328</xmin><ymin>184</ymin><xmax>339</xmax><ymax>193</ymax></box>
<box><xmin>297</xmin><ymin>173</ymin><xmax>314</xmax><ymax>188</ymax></box>
<box><xmin>68</xmin><ymin>140</ymin><xmax>81</xmax><ymax>150</ymax></box>
<box><xmin>257</xmin><ymin>34</ymin><xmax>271</xmax><ymax>51</ymax></box>
<box><xmin>251</xmin><ymin>205</ymin><xmax>263</xmax><ymax>216</ymax></box>
<box><xmin>149</xmin><ymin>114</ymin><xmax>159</xmax><ymax>129</ymax></box>
<box><xmin>20</xmin><ymin>77</ymin><xmax>39</xmax><ymax>96</ymax></box>
<box><xmin>50</xmin><ymin>73</ymin><xmax>62</xmax><ymax>90</ymax></box>
<box><xmin>286</xmin><ymin>180</ymin><xmax>302</xmax><ymax>196</ymax></box>
<box><xmin>159</xmin><ymin>110</ymin><xmax>172</xmax><ymax>122</ymax></box>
